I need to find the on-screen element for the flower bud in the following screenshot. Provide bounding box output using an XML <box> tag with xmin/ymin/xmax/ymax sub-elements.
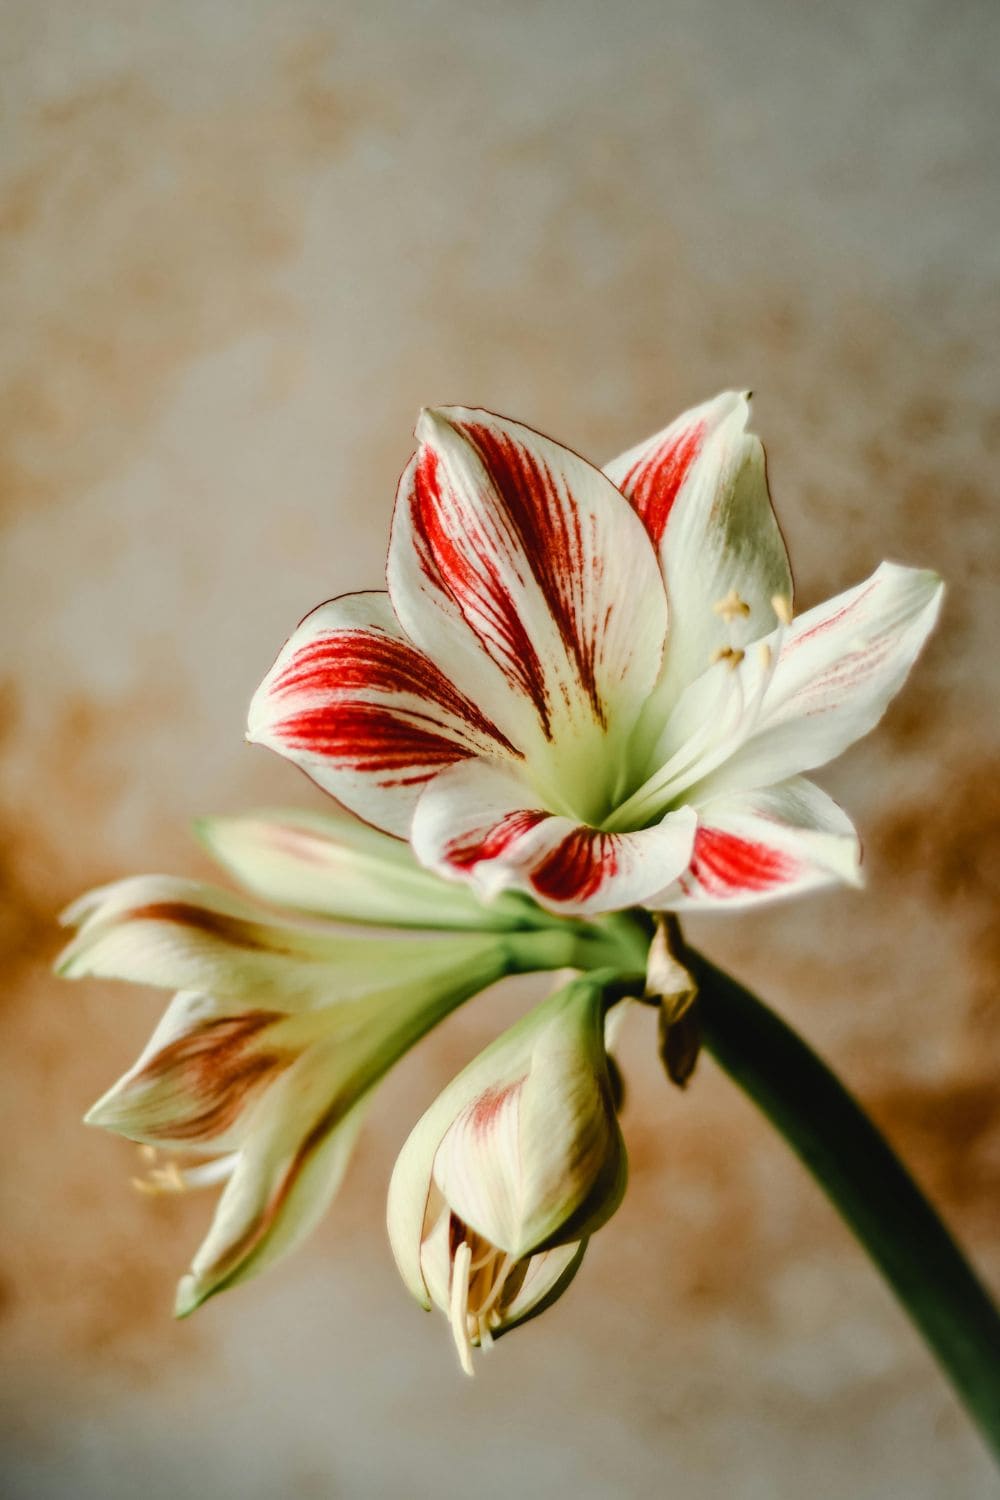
<box><xmin>387</xmin><ymin>973</ymin><xmax>626</xmax><ymax>1372</ymax></box>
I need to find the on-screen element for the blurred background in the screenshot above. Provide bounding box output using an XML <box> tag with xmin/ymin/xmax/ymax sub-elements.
<box><xmin>2</xmin><ymin>1</ymin><xmax>998</xmax><ymax>1495</ymax></box>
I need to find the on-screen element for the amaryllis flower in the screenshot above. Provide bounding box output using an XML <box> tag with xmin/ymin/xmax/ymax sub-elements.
<box><xmin>387</xmin><ymin>972</ymin><xmax>626</xmax><ymax>1373</ymax></box>
<box><xmin>58</xmin><ymin>810</ymin><xmax>633</xmax><ymax>1313</ymax></box>
<box><xmin>249</xmin><ymin>393</ymin><xmax>943</xmax><ymax>917</ymax></box>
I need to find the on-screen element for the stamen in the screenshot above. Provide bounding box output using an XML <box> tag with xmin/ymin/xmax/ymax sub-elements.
<box><xmin>771</xmin><ymin>593</ymin><xmax>793</xmax><ymax>626</ymax></box>
<box><xmin>712</xmin><ymin>588</ymin><xmax>751</xmax><ymax>622</ymax></box>
<box><xmin>475</xmin><ymin>1252</ymin><xmax>515</xmax><ymax>1323</ymax></box>
<box><xmin>710</xmin><ymin>646</ymin><xmax>745</xmax><ymax>670</ymax></box>
<box><xmin>449</xmin><ymin>1240</ymin><xmax>475</xmax><ymax>1376</ymax></box>
<box><xmin>131</xmin><ymin>1159</ymin><xmax>187</xmax><ymax>1196</ymax></box>
<box><xmin>758</xmin><ymin>642</ymin><xmax>773</xmax><ymax>670</ymax></box>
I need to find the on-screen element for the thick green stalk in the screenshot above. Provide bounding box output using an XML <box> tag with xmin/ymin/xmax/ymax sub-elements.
<box><xmin>505</xmin><ymin>920</ymin><xmax>648</xmax><ymax>979</ymax></box>
<box><xmin>689</xmin><ymin>950</ymin><xmax>1000</xmax><ymax>1463</ymax></box>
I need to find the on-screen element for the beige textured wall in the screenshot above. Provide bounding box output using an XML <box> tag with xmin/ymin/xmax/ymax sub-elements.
<box><xmin>2</xmin><ymin>2</ymin><xmax>998</xmax><ymax>1496</ymax></box>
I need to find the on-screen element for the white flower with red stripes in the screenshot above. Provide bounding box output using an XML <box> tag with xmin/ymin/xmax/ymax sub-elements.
<box><xmin>249</xmin><ymin>392</ymin><xmax>943</xmax><ymax>917</ymax></box>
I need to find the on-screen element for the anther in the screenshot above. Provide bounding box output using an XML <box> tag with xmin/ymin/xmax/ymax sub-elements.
<box><xmin>712</xmin><ymin>588</ymin><xmax>751</xmax><ymax>622</ymax></box>
<box><xmin>710</xmin><ymin>646</ymin><xmax>745</xmax><ymax>670</ymax></box>
<box><xmin>131</xmin><ymin>1159</ymin><xmax>188</xmax><ymax>1196</ymax></box>
<box><xmin>771</xmin><ymin>593</ymin><xmax>793</xmax><ymax>625</ymax></box>
<box><xmin>758</xmin><ymin>642</ymin><xmax>773</xmax><ymax>670</ymax></box>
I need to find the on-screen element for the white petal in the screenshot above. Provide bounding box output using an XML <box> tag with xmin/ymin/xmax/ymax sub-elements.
<box><xmin>248</xmin><ymin>591</ymin><xmax>522</xmax><ymax>838</ymax></box>
<box><xmin>692</xmin><ymin>562</ymin><xmax>944</xmax><ymax>799</ymax></box>
<box><xmin>605</xmin><ymin>391</ymin><xmax>792</xmax><ymax>701</ymax></box>
<box><xmin>388</xmin><ymin>408</ymin><xmax>668</xmax><ymax>820</ymax></box>
<box><xmin>496</xmin><ymin>1240</ymin><xmax>587</xmax><ymax>1335</ymax></box>
<box><xmin>175</xmin><ymin>1051</ymin><xmax>369</xmax><ymax>1315</ymax></box>
<box><xmin>197</xmin><ymin>808</ymin><xmax>532</xmax><ymax>932</ymax></box>
<box><xmin>390</xmin><ymin>976</ymin><xmax>623</xmax><ymax>1273</ymax></box>
<box><xmin>660</xmin><ymin>778</ymin><xmax>862</xmax><ymax>910</ymax></box>
<box><xmin>411</xmin><ymin>759</ymin><xmax>697</xmax><ymax>917</ymax></box>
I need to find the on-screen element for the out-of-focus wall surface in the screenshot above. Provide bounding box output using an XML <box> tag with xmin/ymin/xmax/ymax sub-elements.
<box><xmin>2</xmin><ymin>2</ymin><xmax>998</xmax><ymax>1495</ymax></box>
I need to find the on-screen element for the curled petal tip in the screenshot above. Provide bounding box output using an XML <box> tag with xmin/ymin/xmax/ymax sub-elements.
<box><xmin>414</xmin><ymin>405</ymin><xmax>459</xmax><ymax>446</ymax></box>
<box><xmin>173</xmin><ymin>1275</ymin><xmax>204</xmax><ymax>1320</ymax></box>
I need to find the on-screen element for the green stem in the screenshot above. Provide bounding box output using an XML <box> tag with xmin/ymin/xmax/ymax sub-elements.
<box><xmin>505</xmin><ymin>919</ymin><xmax>648</xmax><ymax>980</ymax></box>
<box><xmin>690</xmin><ymin>950</ymin><xmax>1000</xmax><ymax>1464</ymax></box>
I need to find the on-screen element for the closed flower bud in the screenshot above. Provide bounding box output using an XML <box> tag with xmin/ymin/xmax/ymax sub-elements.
<box><xmin>387</xmin><ymin>973</ymin><xmax>626</xmax><ymax>1373</ymax></box>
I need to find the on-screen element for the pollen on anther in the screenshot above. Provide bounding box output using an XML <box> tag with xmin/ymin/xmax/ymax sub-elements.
<box><xmin>771</xmin><ymin>593</ymin><xmax>793</xmax><ymax>626</ymax></box>
<box><xmin>758</xmin><ymin>642</ymin><xmax>773</xmax><ymax>670</ymax></box>
<box><xmin>710</xmin><ymin>646</ymin><xmax>745</xmax><ymax>670</ymax></box>
<box><xmin>712</xmin><ymin>588</ymin><xmax>751</xmax><ymax>622</ymax></box>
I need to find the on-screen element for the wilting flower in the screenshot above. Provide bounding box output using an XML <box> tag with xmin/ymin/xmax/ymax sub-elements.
<box><xmin>58</xmin><ymin>809</ymin><xmax>631</xmax><ymax>1313</ymax></box>
<box><xmin>387</xmin><ymin>972</ymin><xmax>626</xmax><ymax>1373</ymax></box>
<box><xmin>248</xmin><ymin>393</ymin><xmax>943</xmax><ymax>917</ymax></box>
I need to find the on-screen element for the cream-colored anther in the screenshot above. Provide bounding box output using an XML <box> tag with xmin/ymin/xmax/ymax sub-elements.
<box><xmin>771</xmin><ymin>593</ymin><xmax>793</xmax><ymax>625</ymax></box>
<box><xmin>131</xmin><ymin>1159</ymin><xmax>187</xmax><ymax>1196</ymax></box>
<box><xmin>710</xmin><ymin>645</ymin><xmax>745</xmax><ymax>670</ymax></box>
<box><xmin>712</xmin><ymin>587</ymin><xmax>751</xmax><ymax>622</ymax></box>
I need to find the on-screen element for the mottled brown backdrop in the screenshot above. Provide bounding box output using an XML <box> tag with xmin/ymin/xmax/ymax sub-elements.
<box><xmin>2</xmin><ymin>2</ymin><xmax>998</xmax><ymax>1496</ymax></box>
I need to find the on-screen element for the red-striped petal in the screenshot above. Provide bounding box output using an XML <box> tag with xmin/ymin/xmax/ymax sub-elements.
<box><xmin>605</xmin><ymin>392</ymin><xmax>793</xmax><ymax>703</ymax></box>
<box><xmin>662</xmin><ymin>778</ymin><xmax>862</xmax><ymax>909</ymax></box>
<box><xmin>388</xmin><ymin>408</ymin><xmax>667</xmax><ymax>782</ymax></box>
<box><xmin>412</xmin><ymin>761</ymin><xmax>697</xmax><ymax>917</ymax></box>
<box><xmin>248</xmin><ymin>591</ymin><xmax>521</xmax><ymax>837</ymax></box>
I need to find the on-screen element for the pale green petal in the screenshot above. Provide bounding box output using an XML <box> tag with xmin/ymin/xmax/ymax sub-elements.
<box><xmin>174</xmin><ymin>946</ymin><xmax>514</xmax><ymax>1312</ymax></box>
<box><xmin>197</xmin><ymin>809</ymin><xmax>538</xmax><ymax>932</ymax></box>
<box><xmin>56</xmin><ymin>874</ymin><xmax>517</xmax><ymax>1006</ymax></box>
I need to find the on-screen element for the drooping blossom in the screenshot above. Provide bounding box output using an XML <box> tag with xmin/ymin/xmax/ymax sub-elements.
<box><xmin>387</xmin><ymin>972</ymin><xmax>626</xmax><ymax>1373</ymax></box>
<box><xmin>58</xmin><ymin>809</ymin><xmax>632</xmax><ymax>1313</ymax></box>
<box><xmin>249</xmin><ymin>394</ymin><xmax>943</xmax><ymax>917</ymax></box>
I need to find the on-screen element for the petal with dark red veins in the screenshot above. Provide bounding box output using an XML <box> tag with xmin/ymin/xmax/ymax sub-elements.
<box><xmin>388</xmin><ymin>408</ymin><xmax>667</xmax><ymax>815</ymax></box>
<box><xmin>248</xmin><ymin>591</ymin><xmax>521</xmax><ymax>836</ymax></box>
<box><xmin>412</xmin><ymin>760</ymin><xmax>697</xmax><ymax>917</ymax></box>
<box><xmin>605</xmin><ymin>392</ymin><xmax>792</xmax><ymax>702</ymax></box>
